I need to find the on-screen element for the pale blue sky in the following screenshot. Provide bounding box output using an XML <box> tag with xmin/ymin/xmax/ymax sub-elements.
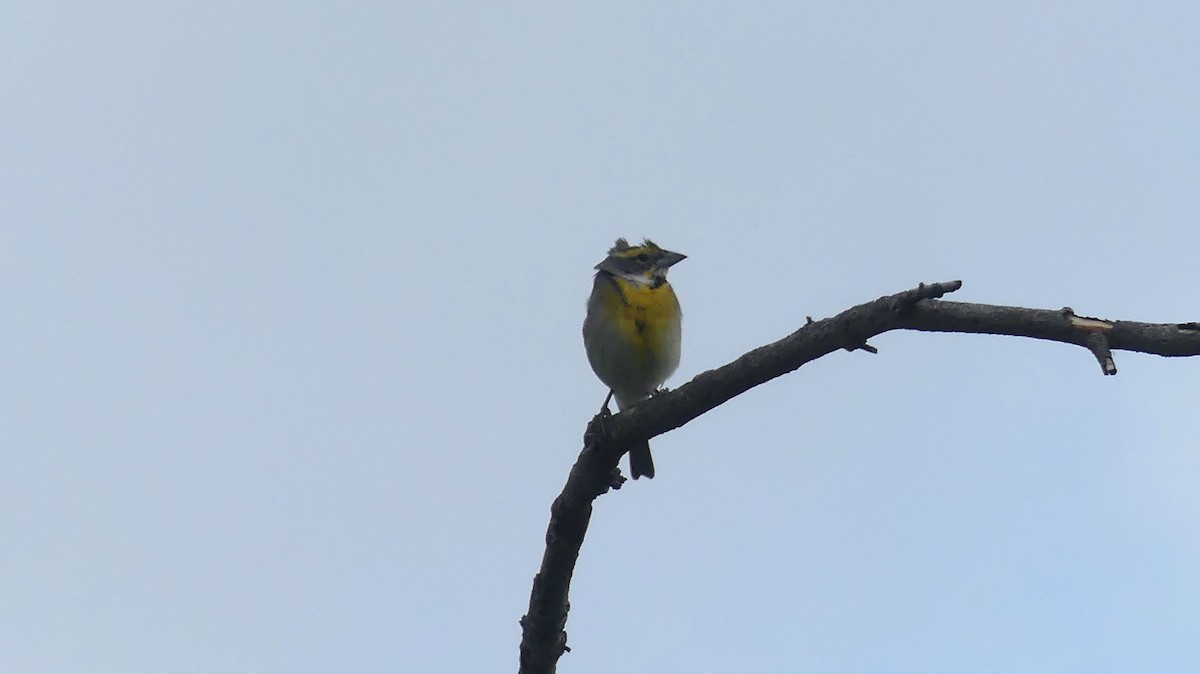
<box><xmin>3</xmin><ymin>2</ymin><xmax>1199</xmax><ymax>672</ymax></box>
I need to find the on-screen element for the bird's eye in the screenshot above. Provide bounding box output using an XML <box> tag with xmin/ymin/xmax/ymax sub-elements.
<box><xmin>636</xmin><ymin>253</ymin><xmax>650</xmax><ymax>262</ymax></box>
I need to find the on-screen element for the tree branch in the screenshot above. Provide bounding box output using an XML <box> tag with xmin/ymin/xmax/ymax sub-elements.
<box><xmin>518</xmin><ymin>280</ymin><xmax>1200</xmax><ymax>673</ymax></box>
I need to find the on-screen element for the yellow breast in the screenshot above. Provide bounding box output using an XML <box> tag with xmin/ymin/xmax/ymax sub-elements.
<box><xmin>585</xmin><ymin>273</ymin><xmax>684</xmax><ymax>407</ymax></box>
<box><xmin>607</xmin><ymin>277</ymin><xmax>681</xmax><ymax>369</ymax></box>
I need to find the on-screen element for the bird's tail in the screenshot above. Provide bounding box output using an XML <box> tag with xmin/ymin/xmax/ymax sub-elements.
<box><xmin>628</xmin><ymin>441</ymin><xmax>655</xmax><ymax>480</ymax></box>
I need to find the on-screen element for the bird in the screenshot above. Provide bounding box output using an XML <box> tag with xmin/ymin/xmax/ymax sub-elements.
<box><xmin>582</xmin><ymin>238</ymin><xmax>686</xmax><ymax>479</ymax></box>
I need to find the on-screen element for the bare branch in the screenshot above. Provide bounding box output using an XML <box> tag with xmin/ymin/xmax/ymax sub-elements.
<box><xmin>1085</xmin><ymin>332</ymin><xmax>1117</xmax><ymax>375</ymax></box>
<box><xmin>902</xmin><ymin>302</ymin><xmax>1200</xmax><ymax>357</ymax></box>
<box><xmin>518</xmin><ymin>280</ymin><xmax>1200</xmax><ymax>673</ymax></box>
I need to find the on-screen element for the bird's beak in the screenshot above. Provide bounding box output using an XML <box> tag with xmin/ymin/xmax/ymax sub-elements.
<box><xmin>658</xmin><ymin>250</ymin><xmax>686</xmax><ymax>269</ymax></box>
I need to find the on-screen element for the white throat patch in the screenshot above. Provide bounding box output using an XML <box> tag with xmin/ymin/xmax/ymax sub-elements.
<box><xmin>616</xmin><ymin>270</ymin><xmax>661</xmax><ymax>286</ymax></box>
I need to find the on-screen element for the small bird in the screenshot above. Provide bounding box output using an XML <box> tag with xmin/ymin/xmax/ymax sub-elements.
<box><xmin>583</xmin><ymin>238</ymin><xmax>686</xmax><ymax>479</ymax></box>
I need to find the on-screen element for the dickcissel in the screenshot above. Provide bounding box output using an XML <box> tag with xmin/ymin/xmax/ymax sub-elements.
<box><xmin>583</xmin><ymin>238</ymin><xmax>685</xmax><ymax>479</ymax></box>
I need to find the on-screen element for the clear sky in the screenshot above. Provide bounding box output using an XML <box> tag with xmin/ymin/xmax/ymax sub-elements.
<box><xmin>4</xmin><ymin>2</ymin><xmax>1199</xmax><ymax>672</ymax></box>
